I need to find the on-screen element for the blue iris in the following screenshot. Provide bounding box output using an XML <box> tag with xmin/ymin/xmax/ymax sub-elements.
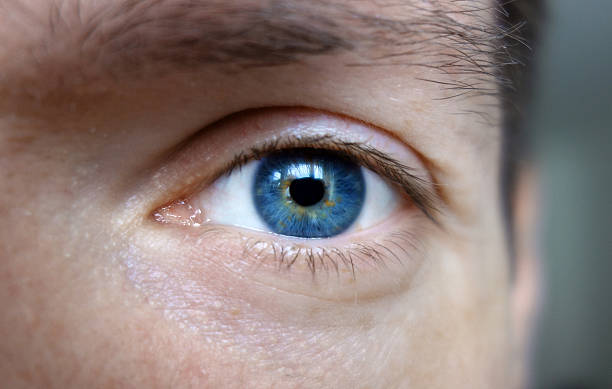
<box><xmin>253</xmin><ymin>149</ymin><xmax>365</xmax><ymax>238</ymax></box>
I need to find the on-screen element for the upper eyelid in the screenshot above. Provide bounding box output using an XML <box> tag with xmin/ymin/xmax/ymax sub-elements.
<box><xmin>219</xmin><ymin>134</ymin><xmax>441</xmax><ymax>223</ymax></box>
<box><xmin>137</xmin><ymin>107</ymin><xmax>442</xmax><ymax>223</ymax></box>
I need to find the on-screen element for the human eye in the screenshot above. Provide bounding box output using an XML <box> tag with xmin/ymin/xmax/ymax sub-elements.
<box><xmin>136</xmin><ymin>108</ymin><xmax>440</xmax><ymax>301</ymax></box>
<box><xmin>155</xmin><ymin>134</ymin><xmax>438</xmax><ymax>234</ymax></box>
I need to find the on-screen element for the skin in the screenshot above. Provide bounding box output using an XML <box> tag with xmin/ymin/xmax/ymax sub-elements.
<box><xmin>0</xmin><ymin>0</ymin><xmax>536</xmax><ymax>388</ymax></box>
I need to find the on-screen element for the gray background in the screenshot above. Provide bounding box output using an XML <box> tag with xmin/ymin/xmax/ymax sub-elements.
<box><xmin>529</xmin><ymin>1</ymin><xmax>612</xmax><ymax>388</ymax></box>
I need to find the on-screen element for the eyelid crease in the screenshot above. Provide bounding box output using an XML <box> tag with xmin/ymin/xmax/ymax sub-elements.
<box><xmin>221</xmin><ymin>134</ymin><xmax>441</xmax><ymax>223</ymax></box>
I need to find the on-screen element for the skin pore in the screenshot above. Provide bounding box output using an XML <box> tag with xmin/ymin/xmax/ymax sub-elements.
<box><xmin>0</xmin><ymin>0</ymin><xmax>533</xmax><ymax>388</ymax></box>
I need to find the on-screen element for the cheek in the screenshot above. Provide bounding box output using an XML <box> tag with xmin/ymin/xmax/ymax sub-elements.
<box><xmin>110</xmin><ymin>221</ymin><xmax>509</xmax><ymax>388</ymax></box>
<box><xmin>117</xmin><ymin>228</ymin><xmax>387</xmax><ymax>386</ymax></box>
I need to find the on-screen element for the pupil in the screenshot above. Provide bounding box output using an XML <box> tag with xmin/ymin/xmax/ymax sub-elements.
<box><xmin>289</xmin><ymin>178</ymin><xmax>325</xmax><ymax>207</ymax></box>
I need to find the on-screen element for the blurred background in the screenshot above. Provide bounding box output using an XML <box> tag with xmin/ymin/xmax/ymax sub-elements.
<box><xmin>529</xmin><ymin>1</ymin><xmax>612</xmax><ymax>388</ymax></box>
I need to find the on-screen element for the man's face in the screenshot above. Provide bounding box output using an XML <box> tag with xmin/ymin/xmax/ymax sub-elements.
<box><xmin>0</xmin><ymin>0</ymin><xmax>524</xmax><ymax>387</ymax></box>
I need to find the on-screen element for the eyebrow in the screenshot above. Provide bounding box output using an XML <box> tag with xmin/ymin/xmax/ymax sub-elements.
<box><xmin>5</xmin><ymin>0</ymin><xmax>522</xmax><ymax>97</ymax></box>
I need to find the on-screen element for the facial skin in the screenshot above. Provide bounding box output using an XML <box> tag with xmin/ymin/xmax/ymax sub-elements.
<box><xmin>0</xmin><ymin>0</ymin><xmax>534</xmax><ymax>388</ymax></box>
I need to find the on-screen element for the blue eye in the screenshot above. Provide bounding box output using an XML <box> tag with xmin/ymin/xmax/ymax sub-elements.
<box><xmin>182</xmin><ymin>144</ymin><xmax>402</xmax><ymax>239</ymax></box>
<box><xmin>253</xmin><ymin>150</ymin><xmax>365</xmax><ymax>238</ymax></box>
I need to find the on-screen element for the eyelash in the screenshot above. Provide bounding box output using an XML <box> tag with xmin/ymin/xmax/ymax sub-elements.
<box><xmin>239</xmin><ymin>229</ymin><xmax>425</xmax><ymax>279</ymax></box>
<box><xmin>221</xmin><ymin>134</ymin><xmax>440</xmax><ymax>222</ymax></box>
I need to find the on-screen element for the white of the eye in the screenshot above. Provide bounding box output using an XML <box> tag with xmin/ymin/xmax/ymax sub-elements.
<box><xmin>348</xmin><ymin>168</ymin><xmax>398</xmax><ymax>233</ymax></box>
<box><xmin>197</xmin><ymin>162</ymin><xmax>268</xmax><ymax>231</ymax></box>
<box><xmin>195</xmin><ymin>159</ymin><xmax>399</xmax><ymax>236</ymax></box>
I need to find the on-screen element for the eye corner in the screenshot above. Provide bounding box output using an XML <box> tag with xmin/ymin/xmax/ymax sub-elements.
<box><xmin>151</xmin><ymin>199</ymin><xmax>206</xmax><ymax>227</ymax></box>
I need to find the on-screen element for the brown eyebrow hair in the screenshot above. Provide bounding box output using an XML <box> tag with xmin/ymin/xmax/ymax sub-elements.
<box><xmin>4</xmin><ymin>0</ymin><xmax>525</xmax><ymax>99</ymax></box>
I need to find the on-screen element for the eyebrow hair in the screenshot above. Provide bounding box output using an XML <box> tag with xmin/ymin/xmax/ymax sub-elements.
<box><xmin>4</xmin><ymin>0</ymin><xmax>525</xmax><ymax>99</ymax></box>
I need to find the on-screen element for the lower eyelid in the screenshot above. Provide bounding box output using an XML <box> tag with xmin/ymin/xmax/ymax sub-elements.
<box><xmin>139</xmin><ymin>211</ymin><xmax>430</xmax><ymax>302</ymax></box>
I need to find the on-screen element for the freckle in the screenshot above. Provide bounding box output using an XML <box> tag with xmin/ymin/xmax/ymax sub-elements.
<box><xmin>324</xmin><ymin>200</ymin><xmax>335</xmax><ymax>207</ymax></box>
<box><xmin>230</xmin><ymin>309</ymin><xmax>240</xmax><ymax>316</ymax></box>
